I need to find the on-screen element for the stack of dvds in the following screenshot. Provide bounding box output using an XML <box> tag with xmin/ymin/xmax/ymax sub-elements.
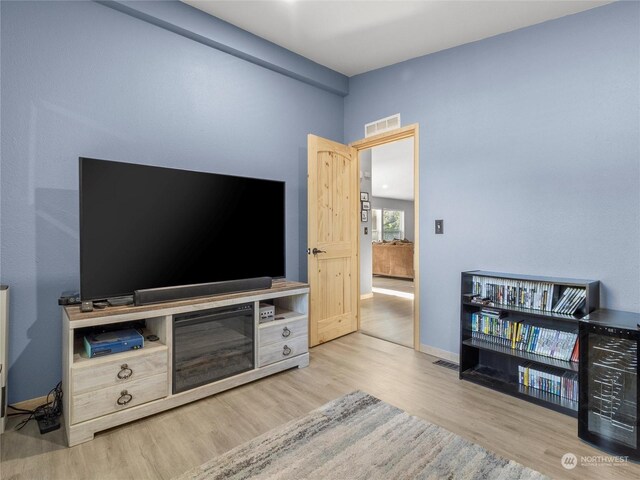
<box><xmin>470</xmin><ymin>309</ymin><xmax>515</xmax><ymax>347</ymax></box>
<box><xmin>471</xmin><ymin>276</ymin><xmax>554</xmax><ymax>311</ymax></box>
<box><xmin>471</xmin><ymin>310</ymin><xmax>579</xmax><ymax>362</ymax></box>
<box><xmin>518</xmin><ymin>362</ymin><xmax>579</xmax><ymax>401</ymax></box>
<box><xmin>512</xmin><ymin>323</ymin><xmax>579</xmax><ymax>361</ymax></box>
<box><xmin>551</xmin><ymin>287</ymin><xmax>586</xmax><ymax>315</ymax></box>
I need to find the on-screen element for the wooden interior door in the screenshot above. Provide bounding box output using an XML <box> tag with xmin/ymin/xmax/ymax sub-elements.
<box><xmin>308</xmin><ymin>134</ymin><xmax>359</xmax><ymax>347</ymax></box>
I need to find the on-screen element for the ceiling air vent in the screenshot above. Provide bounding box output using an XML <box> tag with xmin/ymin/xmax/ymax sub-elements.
<box><xmin>364</xmin><ymin>114</ymin><xmax>401</xmax><ymax>137</ymax></box>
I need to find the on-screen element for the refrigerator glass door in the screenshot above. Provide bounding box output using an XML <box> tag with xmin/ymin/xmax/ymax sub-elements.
<box><xmin>587</xmin><ymin>333</ymin><xmax>637</xmax><ymax>448</ymax></box>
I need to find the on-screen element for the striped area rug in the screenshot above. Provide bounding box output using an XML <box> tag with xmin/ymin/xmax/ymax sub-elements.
<box><xmin>176</xmin><ymin>391</ymin><xmax>548</xmax><ymax>480</ymax></box>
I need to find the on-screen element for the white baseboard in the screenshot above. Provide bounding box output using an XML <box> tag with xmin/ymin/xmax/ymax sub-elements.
<box><xmin>419</xmin><ymin>344</ymin><xmax>459</xmax><ymax>363</ymax></box>
<box><xmin>360</xmin><ymin>293</ymin><xmax>374</xmax><ymax>300</ymax></box>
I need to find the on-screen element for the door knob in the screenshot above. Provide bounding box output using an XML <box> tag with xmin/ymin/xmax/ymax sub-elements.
<box><xmin>312</xmin><ymin>248</ymin><xmax>326</xmax><ymax>255</ymax></box>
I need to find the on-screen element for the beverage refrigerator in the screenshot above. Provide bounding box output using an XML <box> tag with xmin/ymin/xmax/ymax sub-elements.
<box><xmin>579</xmin><ymin>309</ymin><xmax>639</xmax><ymax>461</ymax></box>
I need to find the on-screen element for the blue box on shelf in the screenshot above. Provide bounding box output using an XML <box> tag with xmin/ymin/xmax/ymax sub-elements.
<box><xmin>83</xmin><ymin>328</ymin><xmax>144</xmax><ymax>358</ymax></box>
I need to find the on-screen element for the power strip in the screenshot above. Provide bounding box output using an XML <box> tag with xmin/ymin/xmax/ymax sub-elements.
<box><xmin>35</xmin><ymin>413</ymin><xmax>61</xmax><ymax>434</ymax></box>
<box><xmin>37</xmin><ymin>416</ymin><xmax>60</xmax><ymax>434</ymax></box>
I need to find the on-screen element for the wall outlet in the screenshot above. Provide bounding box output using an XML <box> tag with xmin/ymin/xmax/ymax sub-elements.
<box><xmin>435</xmin><ymin>219</ymin><xmax>444</xmax><ymax>234</ymax></box>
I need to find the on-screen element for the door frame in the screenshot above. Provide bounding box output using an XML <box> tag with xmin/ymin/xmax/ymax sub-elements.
<box><xmin>349</xmin><ymin>124</ymin><xmax>420</xmax><ymax>350</ymax></box>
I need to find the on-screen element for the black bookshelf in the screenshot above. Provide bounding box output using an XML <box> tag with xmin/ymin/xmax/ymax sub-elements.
<box><xmin>459</xmin><ymin>270</ymin><xmax>600</xmax><ymax>417</ymax></box>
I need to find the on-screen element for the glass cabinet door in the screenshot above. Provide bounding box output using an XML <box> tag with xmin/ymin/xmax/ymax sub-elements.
<box><xmin>587</xmin><ymin>333</ymin><xmax>637</xmax><ymax>448</ymax></box>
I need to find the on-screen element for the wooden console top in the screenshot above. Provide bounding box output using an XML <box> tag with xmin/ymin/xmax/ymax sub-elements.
<box><xmin>65</xmin><ymin>280</ymin><xmax>309</xmax><ymax>322</ymax></box>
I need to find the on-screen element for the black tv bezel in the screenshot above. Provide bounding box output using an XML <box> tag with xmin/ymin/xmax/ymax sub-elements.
<box><xmin>79</xmin><ymin>157</ymin><xmax>286</xmax><ymax>301</ymax></box>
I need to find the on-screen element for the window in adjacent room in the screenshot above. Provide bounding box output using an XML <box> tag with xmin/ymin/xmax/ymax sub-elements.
<box><xmin>382</xmin><ymin>209</ymin><xmax>404</xmax><ymax>240</ymax></box>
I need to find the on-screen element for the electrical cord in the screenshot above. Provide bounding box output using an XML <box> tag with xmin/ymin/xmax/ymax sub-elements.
<box><xmin>7</xmin><ymin>405</ymin><xmax>33</xmax><ymax>413</ymax></box>
<box><xmin>10</xmin><ymin>382</ymin><xmax>63</xmax><ymax>431</ymax></box>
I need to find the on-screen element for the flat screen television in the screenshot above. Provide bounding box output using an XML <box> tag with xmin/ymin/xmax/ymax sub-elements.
<box><xmin>79</xmin><ymin>158</ymin><xmax>285</xmax><ymax>301</ymax></box>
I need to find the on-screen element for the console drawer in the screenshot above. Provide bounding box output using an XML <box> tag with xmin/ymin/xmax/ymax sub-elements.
<box><xmin>259</xmin><ymin>317</ymin><xmax>307</xmax><ymax>347</ymax></box>
<box><xmin>71</xmin><ymin>372</ymin><xmax>167</xmax><ymax>424</ymax></box>
<box><xmin>258</xmin><ymin>335</ymin><xmax>308</xmax><ymax>367</ymax></box>
<box><xmin>71</xmin><ymin>346</ymin><xmax>168</xmax><ymax>395</ymax></box>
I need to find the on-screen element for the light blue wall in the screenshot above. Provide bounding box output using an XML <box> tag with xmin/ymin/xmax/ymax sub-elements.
<box><xmin>345</xmin><ymin>2</ymin><xmax>640</xmax><ymax>355</ymax></box>
<box><xmin>0</xmin><ymin>0</ymin><xmax>344</xmax><ymax>402</ymax></box>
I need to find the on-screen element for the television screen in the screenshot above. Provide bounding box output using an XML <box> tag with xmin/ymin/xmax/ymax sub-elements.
<box><xmin>79</xmin><ymin>158</ymin><xmax>285</xmax><ymax>300</ymax></box>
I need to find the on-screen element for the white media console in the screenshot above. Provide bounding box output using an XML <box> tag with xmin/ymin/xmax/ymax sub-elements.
<box><xmin>62</xmin><ymin>281</ymin><xmax>309</xmax><ymax>446</ymax></box>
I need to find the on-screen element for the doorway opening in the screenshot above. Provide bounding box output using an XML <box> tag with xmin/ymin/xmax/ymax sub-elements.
<box><xmin>305</xmin><ymin>126</ymin><xmax>418</xmax><ymax>349</ymax></box>
<box><xmin>351</xmin><ymin>126</ymin><xmax>419</xmax><ymax>350</ymax></box>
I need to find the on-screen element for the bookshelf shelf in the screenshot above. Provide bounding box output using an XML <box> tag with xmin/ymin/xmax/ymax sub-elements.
<box><xmin>462</xmin><ymin>301</ymin><xmax>583</xmax><ymax>322</ymax></box>
<box><xmin>460</xmin><ymin>270</ymin><xmax>599</xmax><ymax>417</ymax></box>
<box><xmin>462</xmin><ymin>338</ymin><xmax>579</xmax><ymax>372</ymax></box>
<box><xmin>461</xmin><ymin>367</ymin><xmax>578</xmax><ymax>417</ymax></box>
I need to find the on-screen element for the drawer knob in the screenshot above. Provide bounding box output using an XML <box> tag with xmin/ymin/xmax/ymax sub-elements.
<box><xmin>117</xmin><ymin>364</ymin><xmax>133</xmax><ymax>380</ymax></box>
<box><xmin>282</xmin><ymin>327</ymin><xmax>291</xmax><ymax>338</ymax></box>
<box><xmin>117</xmin><ymin>390</ymin><xmax>133</xmax><ymax>406</ymax></box>
<box><xmin>283</xmin><ymin>345</ymin><xmax>292</xmax><ymax>356</ymax></box>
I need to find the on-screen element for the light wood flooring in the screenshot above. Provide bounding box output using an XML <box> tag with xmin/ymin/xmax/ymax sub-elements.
<box><xmin>370</xmin><ymin>275</ymin><xmax>415</xmax><ymax>294</ymax></box>
<box><xmin>2</xmin><ymin>333</ymin><xmax>639</xmax><ymax>480</ymax></box>
<box><xmin>360</xmin><ymin>276</ymin><xmax>414</xmax><ymax>347</ymax></box>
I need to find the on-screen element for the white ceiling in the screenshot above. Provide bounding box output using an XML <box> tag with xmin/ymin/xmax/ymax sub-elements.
<box><xmin>183</xmin><ymin>1</ymin><xmax>611</xmax><ymax>76</ymax></box>
<box><xmin>371</xmin><ymin>138</ymin><xmax>414</xmax><ymax>201</ymax></box>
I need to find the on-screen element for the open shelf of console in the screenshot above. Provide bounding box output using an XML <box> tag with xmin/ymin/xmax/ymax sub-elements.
<box><xmin>261</xmin><ymin>308</ymin><xmax>307</xmax><ymax>326</ymax></box>
<box><xmin>72</xmin><ymin>315</ymin><xmax>168</xmax><ymax>365</ymax></box>
<box><xmin>459</xmin><ymin>270</ymin><xmax>599</xmax><ymax>418</ymax></box>
<box><xmin>62</xmin><ymin>280</ymin><xmax>309</xmax><ymax>446</ymax></box>
<box><xmin>73</xmin><ymin>336</ymin><xmax>167</xmax><ymax>365</ymax></box>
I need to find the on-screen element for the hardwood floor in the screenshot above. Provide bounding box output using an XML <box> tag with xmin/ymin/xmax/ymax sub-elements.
<box><xmin>370</xmin><ymin>275</ymin><xmax>414</xmax><ymax>294</ymax></box>
<box><xmin>360</xmin><ymin>276</ymin><xmax>413</xmax><ymax>347</ymax></box>
<box><xmin>2</xmin><ymin>333</ymin><xmax>639</xmax><ymax>479</ymax></box>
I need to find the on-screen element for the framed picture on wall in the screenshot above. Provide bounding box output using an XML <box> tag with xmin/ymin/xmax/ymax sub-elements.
<box><xmin>361</xmin><ymin>210</ymin><xmax>368</xmax><ymax>222</ymax></box>
<box><xmin>360</xmin><ymin>192</ymin><xmax>369</xmax><ymax>202</ymax></box>
<box><xmin>362</xmin><ymin>201</ymin><xmax>370</xmax><ymax>210</ymax></box>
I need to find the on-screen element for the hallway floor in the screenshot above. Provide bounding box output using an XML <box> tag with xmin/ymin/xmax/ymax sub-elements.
<box><xmin>360</xmin><ymin>276</ymin><xmax>414</xmax><ymax>347</ymax></box>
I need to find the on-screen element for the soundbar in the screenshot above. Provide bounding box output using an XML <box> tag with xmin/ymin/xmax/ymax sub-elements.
<box><xmin>134</xmin><ymin>277</ymin><xmax>273</xmax><ymax>306</ymax></box>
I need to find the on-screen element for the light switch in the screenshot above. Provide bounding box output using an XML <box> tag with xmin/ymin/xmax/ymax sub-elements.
<box><xmin>435</xmin><ymin>219</ymin><xmax>444</xmax><ymax>234</ymax></box>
